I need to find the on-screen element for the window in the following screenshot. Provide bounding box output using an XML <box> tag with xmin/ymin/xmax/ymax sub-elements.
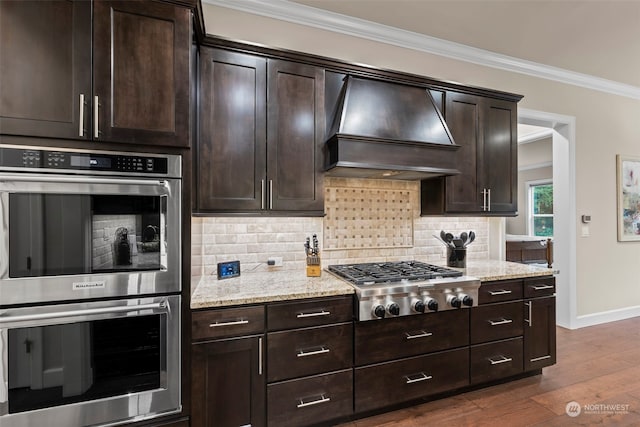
<box><xmin>528</xmin><ymin>181</ymin><xmax>553</xmax><ymax>237</ymax></box>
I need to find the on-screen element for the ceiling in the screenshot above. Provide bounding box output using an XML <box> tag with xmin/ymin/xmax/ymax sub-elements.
<box><xmin>290</xmin><ymin>0</ymin><xmax>640</xmax><ymax>88</ymax></box>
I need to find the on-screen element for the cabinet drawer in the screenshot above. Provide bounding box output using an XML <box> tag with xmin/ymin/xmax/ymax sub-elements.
<box><xmin>355</xmin><ymin>309</ymin><xmax>469</xmax><ymax>366</ymax></box>
<box><xmin>355</xmin><ymin>348</ymin><xmax>469</xmax><ymax>413</ymax></box>
<box><xmin>471</xmin><ymin>301</ymin><xmax>523</xmax><ymax>344</ymax></box>
<box><xmin>524</xmin><ymin>276</ymin><xmax>556</xmax><ymax>298</ymax></box>
<box><xmin>267</xmin><ymin>296</ymin><xmax>353</xmax><ymax>331</ymax></box>
<box><xmin>192</xmin><ymin>305</ymin><xmax>265</xmax><ymax>341</ymax></box>
<box><xmin>267</xmin><ymin>323</ymin><xmax>352</xmax><ymax>382</ymax></box>
<box><xmin>470</xmin><ymin>337</ymin><xmax>523</xmax><ymax>384</ymax></box>
<box><xmin>267</xmin><ymin>370</ymin><xmax>353</xmax><ymax>427</ymax></box>
<box><xmin>478</xmin><ymin>279</ymin><xmax>523</xmax><ymax>304</ymax></box>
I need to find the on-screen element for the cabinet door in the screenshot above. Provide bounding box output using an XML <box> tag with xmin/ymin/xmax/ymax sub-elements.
<box><xmin>0</xmin><ymin>0</ymin><xmax>91</xmax><ymax>139</ymax></box>
<box><xmin>191</xmin><ymin>336</ymin><xmax>265</xmax><ymax>427</ymax></box>
<box><xmin>443</xmin><ymin>91</ymin><xmax>482</xmax><ymax>213</ymax></box>
<box><xmin>524</xmin><ymin>296</ymin><xmax>556</xmax><ymax>371</ymax></box>
<box><xmin>93</xmin><ymin>1</ymin><xmax>190</xmax><ymax>147</ymax></box>
<box><xmin>197</xmin><ymin>48</ymin><xmax>267</xmax><ymax>212</ymax></box>
<box><xmin>267</xmin><ymin>60</ymin><xmax>324</xmax><ymax>212</ymax></box>
<box><xmin>480</xmin><ymin>98</ymin><xmax>518</xmax><ymax>213</ymax></box>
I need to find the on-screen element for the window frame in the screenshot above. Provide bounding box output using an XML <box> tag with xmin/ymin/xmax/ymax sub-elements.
<box><xmin>527</xmin><ymin>179</ymin><xmax>553</xmax><ymax>237</ymax></box>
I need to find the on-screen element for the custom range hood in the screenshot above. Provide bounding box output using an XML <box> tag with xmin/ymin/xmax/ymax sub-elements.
<box><xmin>325</xmin><ymin>76</ymin><xmax>460</xmax><ymax>180</ymax></box>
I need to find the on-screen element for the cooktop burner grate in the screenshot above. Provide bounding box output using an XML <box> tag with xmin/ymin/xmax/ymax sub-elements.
<box><xmin>327</xmin><ymin>261</ymin><xmax>462</xmax><ymax>285</ymax></box>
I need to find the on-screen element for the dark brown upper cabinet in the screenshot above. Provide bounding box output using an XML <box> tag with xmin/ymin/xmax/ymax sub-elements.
<box><xmin>421</xmin><ymin>91</ymin><xmax>519</xmax><ymax>215</ymax></box>
<box><xmin>196</xmin><ymin>48</ymin><xmax>324</xmax><ymax>214</ymax></box>
<box><xmin>0</xmin><ymin>0</ymin><xmax>191</xmax><ymax>148</ymax></box>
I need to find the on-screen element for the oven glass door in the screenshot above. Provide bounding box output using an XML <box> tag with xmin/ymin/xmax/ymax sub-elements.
<box><xmin>0</xmin><ymin>174</ymin><xmax>181</xmax><ymax>304</ymax></box>
<box><xmin>8</xmin><ymin>191</ymin><xmax>166</xmax><ymax>277</ymax></box>
<box><xmin>0</xmin><ymin>295</ymin><xmax>181</xmax><ymax>427</ymax></box>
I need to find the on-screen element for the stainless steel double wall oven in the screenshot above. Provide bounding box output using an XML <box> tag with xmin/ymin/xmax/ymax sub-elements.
<box><xmin>0</xmin><ymin>145</ymin><xmax>182</xmax><ymax>427</ymax></box>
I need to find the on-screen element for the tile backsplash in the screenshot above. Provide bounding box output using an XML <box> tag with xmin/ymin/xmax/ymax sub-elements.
<box><xmin>192</xmin><ymin>178</ymin><xmax>490</xmax><ymax>286</ymax></box>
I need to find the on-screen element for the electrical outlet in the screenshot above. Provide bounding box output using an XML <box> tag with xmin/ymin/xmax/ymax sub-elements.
<box><xmin>268</xmin><ymin>256</ymin><xmax>283</xmax><ymax>267</ymax></box>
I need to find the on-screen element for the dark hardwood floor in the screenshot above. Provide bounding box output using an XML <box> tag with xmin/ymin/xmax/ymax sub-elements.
<box><xmin>337</xmin><ymin>316</ymin><xmax>640</xmax><ymax>426</ymax></box>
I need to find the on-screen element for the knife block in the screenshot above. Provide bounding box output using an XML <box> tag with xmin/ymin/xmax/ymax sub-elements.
<box><xmin>306</xmin><ymin>255</ymin><xmax>321</xmax><ymax>277</ymax></box>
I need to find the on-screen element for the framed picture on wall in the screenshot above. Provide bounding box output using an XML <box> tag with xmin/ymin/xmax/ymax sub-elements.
<box><xmin>617</xmin><ymin>155</ymin><xmax>640</xmax><ymax>241</ymax></box>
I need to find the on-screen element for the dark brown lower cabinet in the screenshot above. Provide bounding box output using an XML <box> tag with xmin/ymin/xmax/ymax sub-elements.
<box><xmin>354</xmin><ymin>347</ymin><xmax>469</xmax><ymax>413</ymax></box>
<box><xmin>524</xmin><ymin>296</ymin><xmax>557</xmax><ymax>371</ymax></box>
<box><xmin>267</xmin><ymin>369</ymin><xmax>353</xmax><ymax>427</ymax></box>
<box><xmin>191</xmin><ymin>336</ymin><xmax>265</xmax><ymax>427</ymax></box>
<box><xmin>470</xmin><ymin>337</ymin><xmax>523</xmax><ymax>384</ymax></box>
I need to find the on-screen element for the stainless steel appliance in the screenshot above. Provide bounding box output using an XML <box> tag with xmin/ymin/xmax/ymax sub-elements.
<box><xmin>0</xmin><ymin>145</ymin><xmax>182</xmax><ymax>426</ymax></box>
<box><xmin>327</xmin><ymin>261</ymin><xmax>480</xmax><ymax>321</ymax></box>
<box><xmin>0</xmin><ymin>144</ymin><xmax>181</xmax><ymax>305</ymax></box>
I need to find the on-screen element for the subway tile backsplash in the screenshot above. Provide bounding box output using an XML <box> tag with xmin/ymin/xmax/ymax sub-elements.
<box><xmin>192</xmin><ymin>178</ymin><xmax>489</xmax><ymax>287</ymax></box>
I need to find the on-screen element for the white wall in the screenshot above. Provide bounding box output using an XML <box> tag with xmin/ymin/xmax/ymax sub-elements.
<box><xmin>200</xmin><ymin>4</ymin><xmax>640</xmax><ymax>320</ymax></box>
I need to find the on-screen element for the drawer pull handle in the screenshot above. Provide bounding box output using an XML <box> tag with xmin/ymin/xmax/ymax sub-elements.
<box><xmin>297</xmin><ymin>347</ymin><xmax>330</xmax><ymax>357</ymax></box>
<box><xmin>405</xmin><ymin>331</ymin><xmax>433</xmax><ymax>340</ymax></box>
<box><xmin>530</xmin><ymin>355</ymin><xmax>552</xmax><ymax>362</ymax></box>
<box><xmin>297</xmin><ymin>394</ymin><xmax>330</xmax><ymax>408</ymax></box>
<box><xmin>488</xmin><ymin>318</ymin><xmax>513</xmax><ymax>326</ymax></box>
<box><xmin>296</xmin><ymin>310</ymin><xmax>331</xmax><ymax>318</ymax></box>
<box><xmin>209</xmin><ymin>319</ymin><xmax>249</xmax><ymax>328</ymax></box>
<box><xmin>532</xmin><ymin>284</ymin><xmax>554</xmax><ymax>291</ymax></box>
<box><xmin>405</xmin><ymin>372</ymin><xmax>433</xmax><ymax>384</ymax></box>
<box><xmin>489</xmin><ymin>289</ymin><xmax>512</xmax><ymax>296</ymax></box>
<box><xmin>489</xmin><ymin>356</ymin><xmax>513</xmax><ymax>365</ymax></box>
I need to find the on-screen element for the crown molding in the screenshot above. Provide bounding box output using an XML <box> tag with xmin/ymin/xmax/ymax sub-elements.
<box><xmin>202</xmin><ymin>0</ymin><xmax>640</xmax><ymax>101</ymax></box>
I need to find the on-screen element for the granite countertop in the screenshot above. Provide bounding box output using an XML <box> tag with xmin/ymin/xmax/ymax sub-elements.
<box><xmin>459</xmin><ymin>260</ymin><xmax>556</xmax><ymax>282</ymax></box>
<box><xmin>190</xmin><ymin>260</ymin><xmax>555</xmax><ymax>309</ymax></box>
<box><xmin>191</xmin><ymin>269</ymin><xmax>355</xmax><ymax>309</ymax></box>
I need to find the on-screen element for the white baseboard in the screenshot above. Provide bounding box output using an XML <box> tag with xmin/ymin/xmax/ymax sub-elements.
<box><xmin>572</xmin><ymin>305</ymin><xmax>640</xmax><ymax>329</ymax></box>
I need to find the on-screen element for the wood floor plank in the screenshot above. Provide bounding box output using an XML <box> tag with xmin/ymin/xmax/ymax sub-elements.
<box><xmin>336</xmin><ymin>316</ymin><xmax>640</xmax><ymax>426</ymax></box>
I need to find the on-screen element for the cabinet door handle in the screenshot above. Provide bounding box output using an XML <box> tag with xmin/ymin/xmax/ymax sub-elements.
<box><xmin>404</xmin><ymin>331</ymin><xmax>433</xmax><ymax>340</ymax></box>
<box><xmin>404</xmin><ymin>372</ymin><xmax>433</xmax><ymax>384</ymax></box>
<box><xmin>208</xmin><ymin>319</ymin><xmax>249</xmax><ymax>328</ymax></box>
<box><xmin>269</xmin><ymin>179</ymin><xmax>273</xmax><ymax>210</ymax></box>
<box><xmin>532</xmin><ymin>284</ymin><xmax>554</xmax><ymax>291</ymax></box>
<box><xmin>261</xmin><ymin>179</ymin><xmax>265</xmax><ymax>210</ymax></box>
<box><xmin>297</xmin><ymin>346</ymin><xmax>330</xmax><ymax>357</ymax></box>
<box><xmin>258</xmin><ymin>337</ymin><xmax>263</xmax><ymax>375</ymax></box>
<box><xmin>525</xmin><ymin>301</ymin><xmax>532</xmax><ymax>326</ymax></box>
<box><xmin>488</xmin><ymin>355</ymin><xmax>513</xmax><ymax>365</ymax></box>
<box><xmin>79</xmin><ymin>94</ymin><xmax>86</xmax><ymax>136</ymax></box>
<box><xmin>530</xmin><ymin>355</ymin><xmax>551</xmax><ymax>362</ymax></box>
<box><xmin>94</xmin><ymin>95</ymin><xmax>100</xmax><ymax>139</ymax></box>
<box><xmin>297</xmin><ymin>394</ymin><xmax>330</xmax><ymax>408</ymax></box>
<box><xmin>489</xmin><ymin>289</ymin><xmax>512</xmax><ymax>296</ymax></box>
<box><xmin>487</xmin><ymin>188</ymin><xmax>491</xmax><ymax>211</ymax></box>
<box><xmin>488</xmin><ymin>318</ymin><xmax>513</xmax><ymax>326</ymax></box>
<box><xmin>482</xmin><ymin>188</ymin><xmax>487</xmax><ymax>211</ymax></box>
<box><xmin>296</xmin><ymin>310</ymin><xmax>331</xmax><ymax>318</ymax></box>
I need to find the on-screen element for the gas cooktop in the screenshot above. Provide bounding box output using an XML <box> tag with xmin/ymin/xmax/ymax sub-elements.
<box><xmin>327</xmin><ymin>260</ymin><xmax>479</xmax><ymax>321</ymax></box>
<box><xmin>327</xmin><ymin>260</ymin><xmax>462</xmax><ymax>286</ymax></box>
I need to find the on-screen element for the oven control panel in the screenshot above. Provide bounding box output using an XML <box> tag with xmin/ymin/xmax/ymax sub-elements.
<box><xmin>0</xmin><ymin>146</ymin><xmax>169</xmax><ymax>174</ymax></box>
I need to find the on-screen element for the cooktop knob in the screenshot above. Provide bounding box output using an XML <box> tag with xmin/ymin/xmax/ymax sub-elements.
<box><xmin>373</xmin><ymin>305</ymin><xmax>386</xmax><ymax>319</ymax></box>
<box><xmin>461</xmin><ymin>294</ymin><xmax>474</xmax><ymax>307</ymax></box>
<box><xmin>387</xmin><ymin>303</ymin><xmax>400</xmax><ymax>316</ymax></box>
<box><xmin>447</xmin><ymin>295</ymin><xmax>461</xmax><ymax>309</ymax></box>
<box><xmin>426</xmin><ymin>298</ymin><xmax>439</xmax><ymax>312</ymax></box>
<box><xmin>412</xmin><ymin>299</ymin><xmax>426</xmax><ymax>313</ymax></box>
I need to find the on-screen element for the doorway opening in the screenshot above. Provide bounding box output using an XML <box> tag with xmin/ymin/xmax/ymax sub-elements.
<box><xmin>517</xmin><ymin>108</ymin><xmax>576</xmax><ymax>329</ymax></box>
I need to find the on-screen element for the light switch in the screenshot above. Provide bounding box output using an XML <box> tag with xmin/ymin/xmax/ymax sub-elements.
<box><xmin>581</xmin><ymin>224</ymin><xmax>590</xmax><ymax>237</ymax></box>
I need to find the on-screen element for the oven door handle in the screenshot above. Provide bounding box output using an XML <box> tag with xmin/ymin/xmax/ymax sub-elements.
<box><xmin>0</xmin><ymin>301</ymin><xmax>168</xmax><ymax>325</ymax></box>
<box><xmin>0</xmin><ymin>174</ymin><xmax>170</xmax><ymax>189</ymax></box>
<box><xmin>0</xmin><ymin>328</ymin><xmax>6</xmax><ymax>404</ymax></box>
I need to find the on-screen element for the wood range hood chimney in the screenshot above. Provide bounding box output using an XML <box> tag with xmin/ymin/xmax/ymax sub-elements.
<box><xmin>324</xmin><ymin>75</ymin><xmax>460</xmax><ymax>180</ymax></box>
